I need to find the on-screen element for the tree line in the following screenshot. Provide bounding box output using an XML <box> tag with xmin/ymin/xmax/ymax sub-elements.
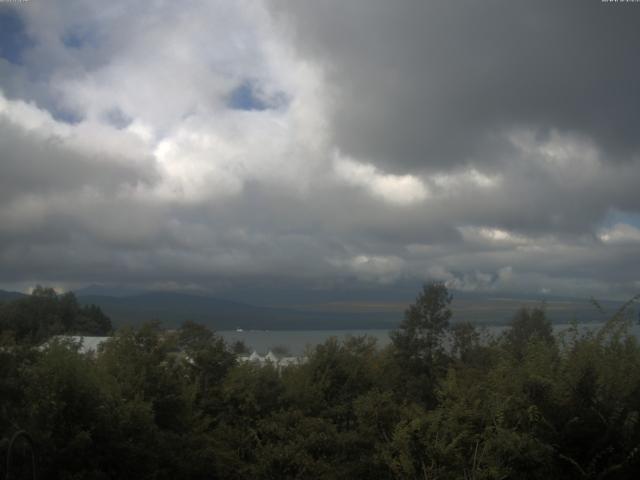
<box><xmin>0</xmin><ymin>286</ymin><xmax>112</xmax><ymax>344</ymax></box>
<box><xmin>1</xmin><ymin>283</ymin><xmax>639</xmax><ymax>479</ymax></box>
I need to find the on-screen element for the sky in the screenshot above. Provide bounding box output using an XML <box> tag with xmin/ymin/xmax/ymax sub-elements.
<box><xmin>0</xmin><ymin>0</ymin><xmax>640</xmax><ymax>300</ymax></box>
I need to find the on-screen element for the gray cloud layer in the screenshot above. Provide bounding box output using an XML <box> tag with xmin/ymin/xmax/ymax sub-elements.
<box><xmin>0</xmin><ymin>1</ymin><xmax>639</xmax><ymax>300</ymax></box>
<box><xmin>272</xmin><ymin>0</ymin><xmax>640</xmax><ymax>170</ymax></box>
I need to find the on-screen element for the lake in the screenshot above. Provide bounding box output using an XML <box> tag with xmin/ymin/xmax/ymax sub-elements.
<box><xmin>219</xmin><ymin>322</ymin><xmax>640</xmax><ymax>355</ymax></box>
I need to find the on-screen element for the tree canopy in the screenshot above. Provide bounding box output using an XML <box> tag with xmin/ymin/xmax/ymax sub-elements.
<box><xmin>2</xmin><ymin>284</ymin><xmax>640</xmax><ymax>479</ymax></box>
<box><xmin>0</xmin><ymin>287</ymin><xmax>111</xmax><ymax>344</ymax></box>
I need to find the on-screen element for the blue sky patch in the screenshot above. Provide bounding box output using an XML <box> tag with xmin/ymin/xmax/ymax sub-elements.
<box><xmin>228</xmin><ymin>81</ymin><xmax>269</xmax><ymax>111</ymax></box>
<box><xmin>61</xmin><ymin>25</ymin><xmax>99</xmax><ymax>50</ymax></box>
<box><xmin>103</xmin><ymin>108</ymin><xmax>132</xmax><ymax>129</ymax></box>
<box><xmin>50</xmin><ymin>107</ymin><xmax>83</xmax><ymax>125</ymax></box>
<box><xmin>603</xmin><ymin>209</ymin><xmax>640</xmax><ymax>229</ymax></box>
<box><xmin>0</xmin><ymin>8</ymin><xmax>34</xmax><ymax>65</ymax></box>
<box><xmin>227</xmin><ymin>80</ymin><xmax>288</xmax><ymax>112</ymax></box>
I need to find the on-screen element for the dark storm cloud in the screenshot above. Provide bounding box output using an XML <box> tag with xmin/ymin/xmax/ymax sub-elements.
<box><xmin>0</xmin><ymin>118</ymin><xmax>157</xmax><ymax>202</ymax></box>
<box><xmin>270</xmin><ymin>0</ymin><xmax>640</xmax><ymax>172</ymax></box>
<box><xmin>0</xmin><ymin>0</ymin><xmax>639</xmax><ymax>300</ymax></box>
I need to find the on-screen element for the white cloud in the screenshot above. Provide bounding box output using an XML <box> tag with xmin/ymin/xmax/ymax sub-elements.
<box><xmin>430</xmin><ymin>168</ymin><xmax>501</xmax><ymax>192</ymax></box>
<box><xmin>458</xmin><ymin>226</ymin><xmax>532</xmax><ymax>246</ymax></box>
<box><xmin>329</xmin><ymin>254</ymin><xmax>405</xmax><ymax>284</ymax></box>
<box><xmin>508</xmin><ymin>129</ymin><xmax>601</xmax><ymax>184</ymax></box>
<box><xmin>0</xmin><ymin>93</ymin><xmax>64</xmax><ymax>133</ymax></box>
<box><xmin>3</xmin><ymin>0</ymin><xmax>333</xmax><ymax>204</ymax></box>
<box><xmin>333</xmin><ymin>151</ymin><xmax>429</xmax><ymax>205</ymax></box>
<box><xmin>599</xmin><ymin>223</ymin><xmax>640</xmax><ymax>244</ymax></box>
<box><xmin>0</xmin><ymin>0</ymin><xmax>639</xmax><ymax>300</ymax></box>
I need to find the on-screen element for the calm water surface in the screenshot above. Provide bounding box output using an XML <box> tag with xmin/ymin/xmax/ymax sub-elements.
<box><xmin>219</xmin><ymin>323</ymin><xmax>640</xmax><ymax>355</ymax></box>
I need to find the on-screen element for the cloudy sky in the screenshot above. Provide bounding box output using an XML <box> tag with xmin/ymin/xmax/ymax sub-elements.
<box><xmin>1</xmin><ymin>0</ymin><xmax>639</xmax><ymax>300</ymax></box>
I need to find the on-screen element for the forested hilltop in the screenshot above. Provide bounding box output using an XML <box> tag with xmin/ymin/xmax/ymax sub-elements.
<box><xmin>0</xmin><ymin>286</ymin><xmax>112</xmax><ymax>343</ymax></box>
<box><xmin>1</xmin><ymin>284</ymin><xmax>640</xmax><ymax>479</ymax></box>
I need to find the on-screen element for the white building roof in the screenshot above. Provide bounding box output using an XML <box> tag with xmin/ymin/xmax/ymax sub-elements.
<box><xmin>46</xmin><ymin>335</ymin><xmax>110</xmax><ymax>354</ymax></box>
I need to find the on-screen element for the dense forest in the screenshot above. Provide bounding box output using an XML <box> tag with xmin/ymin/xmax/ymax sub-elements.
<box><xmin>1</xmin><ymin>284</ymin><xmax>640</xmax><ymax>479</ymax></box>
<box><xmin>0</xmin><ymin>286</ymin><xmax>112</xmax><ymax>343</ymax></box>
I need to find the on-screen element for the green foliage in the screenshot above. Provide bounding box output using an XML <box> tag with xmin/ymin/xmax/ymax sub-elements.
<box><xmin>2</xmin><ymin>285</ymin><xmax>640</xmax><ymax>479</ymax></box>
<box><xmin>0</xmin><ymin>287</ymin><xmax>112</xmax><ymax>344</ymax></box>
<box><xmin>504</xmin><ymin>306</ymin><xmax>555</xmax><ymax>360</ymax></box>
<box><xmin>391</xmin><ymin>281</ymin><xmax>453</xmax><ymax>362</ymax></box>
<box><xmin>390</xmin><ymin>281</ymin><xmax>453</xmax><ymax>405</ymax></box>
